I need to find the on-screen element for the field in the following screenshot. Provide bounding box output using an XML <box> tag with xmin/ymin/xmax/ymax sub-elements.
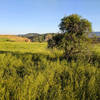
<box><xmin>0</xmin><ymin>41</ymin><xmax>100</xmax><ymax>100</ymax></box>
<box><xmin>0</xmin><ymin>35</ymin><xmax>30</xmax><ymax>42</ymax></box>
<box><xmin>0</xmin><ymin>42</ymin><xmax>48</xmax><ymax>53</ymax></box>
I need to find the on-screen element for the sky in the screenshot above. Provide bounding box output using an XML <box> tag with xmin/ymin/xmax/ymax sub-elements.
<box><xmin>0</xmin><ymin>0</ymin><xmax>100</xmax><ymax>34</ymax></box>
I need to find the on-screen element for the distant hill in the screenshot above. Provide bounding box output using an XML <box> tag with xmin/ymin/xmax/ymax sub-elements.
<box><xmin>0</xmin><ymin>35</ymin><xmax>31</xmax><ymax>42</ymax></box>
<box><xmin>20</xmin><ymin>33</ymin><xmax>39</xmax><ymax>38</ymax></box>
<box><xmin>20</xmin><ymin>33</ymin><xmax>56</xmax><ymax>42</ymax></box>
<box><xmin>91</xmin><ymin>32</ymin><xmax>100</xmax><ymax>36</ymax></box>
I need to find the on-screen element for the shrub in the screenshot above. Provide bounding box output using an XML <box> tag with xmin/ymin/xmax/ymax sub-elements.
<box><xmin>48</xmin><ymin>34</ymin><xmax>64</xmax><ymax>48</ymax></box>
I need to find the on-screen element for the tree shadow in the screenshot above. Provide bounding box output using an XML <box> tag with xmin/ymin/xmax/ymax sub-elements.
<box><xmin>0</xmin><ymin>50</ymin><xmax>99</xmax><ymax>67</ymax></box>
<box><xmin>0</xmin><ymin>50</ymin><xmax>65</xmax><ymax>62</ymax></box>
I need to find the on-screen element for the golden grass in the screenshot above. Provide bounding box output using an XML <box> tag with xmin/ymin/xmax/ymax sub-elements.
<box><xmin>0</xmin><ymin>35</ymin><xmax>30</xmax><ymax>42</ymax></box>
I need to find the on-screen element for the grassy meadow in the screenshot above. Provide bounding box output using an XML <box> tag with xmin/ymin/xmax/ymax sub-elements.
<box><xmin>0</xmin><ymin>41</ymin><xmax>100</xmax><ymax>100</ymax></box>
<box><xmin>0</xmin><ymin>42</ymin><xmax>48</xmax><ymax>54</ymax></box>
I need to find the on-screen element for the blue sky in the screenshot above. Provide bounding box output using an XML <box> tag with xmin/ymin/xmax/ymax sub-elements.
<box><xmin>0</xmin><ymin>0</ymin><xmax>100</xmax><ymax>34</ymax></box>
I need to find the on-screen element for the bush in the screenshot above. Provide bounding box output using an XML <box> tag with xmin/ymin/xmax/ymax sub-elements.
<box><xmin>48</xmin><ymin>34</ymin><xmax>64</xmax><ymax>48</ymax></box>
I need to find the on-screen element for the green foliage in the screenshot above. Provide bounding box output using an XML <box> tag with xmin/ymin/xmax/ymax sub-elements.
<box><xmin>22</xmin><ymin>33</ymin><xmax>55</xmax><ymax>42</ymax></box>
<box><xmin>0</xmin><ymin>42</ymin><xmax>100</xmax><ymax>100</ymax></box>
<box><xmin>60</xmin><ymin>14</ymin><xmax>92</xmax><ymax>60</ymax></box>
<box><xmin>59</xmin><ymin>14</ymin><xmax>92</xmax><ymax>36</ymax></box>
<box><xmin>63</xmin><ymin>33</ymin><xmax>92</xmax><ymax>61</ymax></box>
<box><xmin>48</xmin><ymin>34</ymin><xmax>64</xmax><ymax>48</ymax></box>
<box><xmin>48</xmin><ymin>14</ymin><xmax>92</xmax><ymax>60</ymax></box>
<box><xmin>0</xmin><ymin>52</ymin><xmax>100</xmax><ymax>100</ymax></box>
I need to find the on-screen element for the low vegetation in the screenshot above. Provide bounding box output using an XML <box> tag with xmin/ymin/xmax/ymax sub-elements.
<box><xmin>0</xmin><ymin>41</ymin><xmax>100</xmax><ymax>100</ymax></box>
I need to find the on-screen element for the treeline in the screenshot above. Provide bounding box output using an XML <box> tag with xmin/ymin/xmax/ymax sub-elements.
<box><xmin>20</xmin><ymin>33</ymin><xmax>56</xmax><ymax>42</ymax></box>
<box><xmin>19</xmin><ymin>32</ymin><xmax>100</xmax><ymax>43</ymax></box>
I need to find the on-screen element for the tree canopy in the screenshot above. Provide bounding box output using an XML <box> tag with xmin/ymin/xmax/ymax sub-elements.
<box><xmin>59</xmin><ymin>14</ymin><xmax>92</xmax><ymax>36</ymax></box>
<box><xmin>48</xmin><ymin>14</ymin><xmax>92</xmax><ymax>61</ymax></box>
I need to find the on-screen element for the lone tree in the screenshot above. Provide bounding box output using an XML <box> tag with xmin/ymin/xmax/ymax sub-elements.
<box><xmin>48</xmin><ymin>14</ymin><xmax>92</xmax><ymax>60</ymax></box>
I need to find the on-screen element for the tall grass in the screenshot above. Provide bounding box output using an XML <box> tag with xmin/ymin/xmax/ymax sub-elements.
<box><xmin>0</xmin><ymin>42</ymin><xmax>100</xmax><ymax>100</ymax></box>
